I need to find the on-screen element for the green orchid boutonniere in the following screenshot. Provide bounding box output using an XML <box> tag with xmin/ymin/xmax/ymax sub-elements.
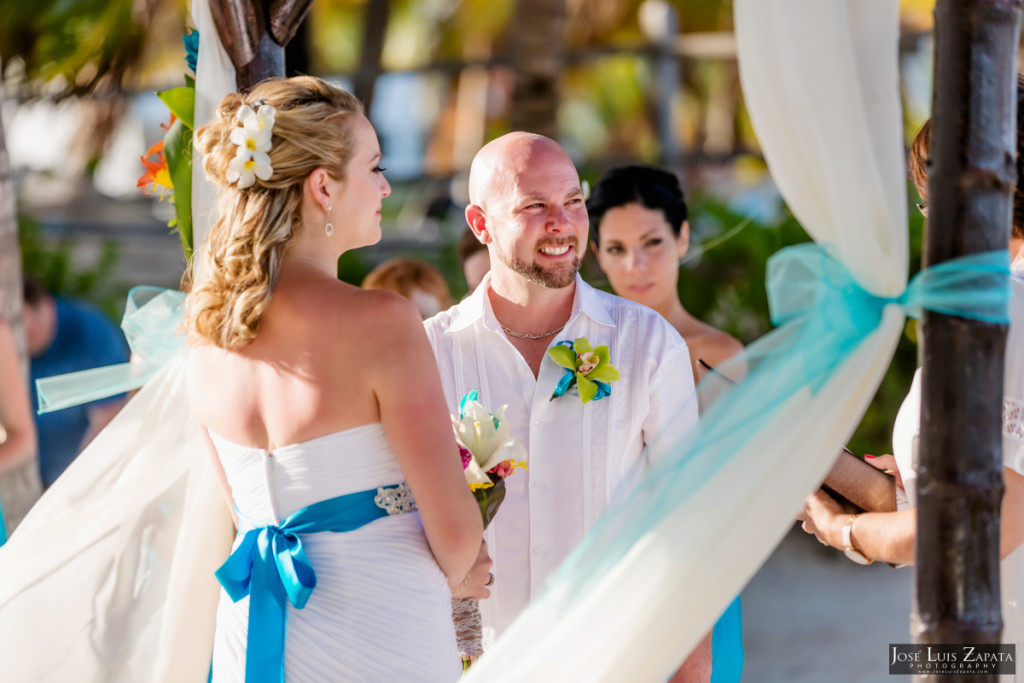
<box><xmin>547</xmin><ymin>336</ymin><xmax>621</xmax><ymax>404</ymax></box>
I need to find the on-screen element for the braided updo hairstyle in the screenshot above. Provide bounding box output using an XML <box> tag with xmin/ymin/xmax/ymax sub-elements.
<box><xmin>187</xmin><ymin>76</ymin><xmax>364</xmax><ymax>350</ymax></box>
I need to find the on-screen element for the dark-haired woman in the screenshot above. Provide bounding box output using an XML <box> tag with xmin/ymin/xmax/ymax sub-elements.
<box><xmin>589</xmin><ymin>165</ymin><xmax>744</xmax><ymax>682</ymax></box>
<box><xmin>187</xmin><ymin>76</ymin><xmax>483</xmax><ymax>681</ymax></box>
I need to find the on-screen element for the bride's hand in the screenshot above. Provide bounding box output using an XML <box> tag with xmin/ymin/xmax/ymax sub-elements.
<box><xmin>452</xmin><ymin>540</ymin><xmax>493</xmax><ymax>600</ymax></box>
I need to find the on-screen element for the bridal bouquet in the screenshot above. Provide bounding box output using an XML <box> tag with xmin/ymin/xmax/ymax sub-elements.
<box><xmin>451</xmin><ymin>390</ymin><xmax>527</xmax><ymax>666</ymax></box>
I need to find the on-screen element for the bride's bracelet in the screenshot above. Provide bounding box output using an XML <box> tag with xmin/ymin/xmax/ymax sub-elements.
<box><xmin>451</xmin><ymin>571</ymin><xmax>471</xmax><ymax>597</ymax></box>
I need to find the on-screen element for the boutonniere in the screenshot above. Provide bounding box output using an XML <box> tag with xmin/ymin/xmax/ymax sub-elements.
<box><xmin>547</xmin><ymin>336</ymin><xmax>621</xmax><ymax>404</ymax></box>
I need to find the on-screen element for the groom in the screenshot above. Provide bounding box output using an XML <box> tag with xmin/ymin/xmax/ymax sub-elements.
<box><xmin>424</xmin><ymin>132</ymin><xmax>710</xmax><ymax>678</ymax></box>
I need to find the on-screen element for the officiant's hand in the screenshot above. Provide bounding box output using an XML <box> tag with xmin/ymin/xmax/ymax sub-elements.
<box><xmin>452</xmin><ymin>540</ymin><xmax>493</xmax><ymax>599</ymax></box>
<box><xmin>864</xmin><ymin>453</ymin><xmax>904</xmax><ymax>489</ymax></box>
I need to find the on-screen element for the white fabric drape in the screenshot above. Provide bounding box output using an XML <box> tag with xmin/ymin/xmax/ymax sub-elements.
<box><xmin>462</xmin><ymin>2</ymin><xmax>910</xmax><ymax>681</ymax></box>
<box><xmin>0</xmin><ymin>2</ymin><xmax>237</xmax><ymax>680</ymax></box>
<box><xmin>191</xmin><ymin>0</ymin><xmax>234</xmax><ymax>282</ymax></box>
<box><xmin>0</xmin><ymin>355</ymin><xmax>234</xmax><ymax>682</ymax></box>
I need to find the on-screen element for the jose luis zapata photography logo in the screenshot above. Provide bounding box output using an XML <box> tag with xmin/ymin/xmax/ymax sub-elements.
<box><xmin>889</xmin><ymin>644</ymin><xmax>1016</xmax><ymax>675</ymax></box>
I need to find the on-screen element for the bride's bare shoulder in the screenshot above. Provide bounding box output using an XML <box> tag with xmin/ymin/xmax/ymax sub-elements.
<box><xmin>272</xmin><ymin>280</ymin><xmax>424</xmax><ymax>350</ymax></box>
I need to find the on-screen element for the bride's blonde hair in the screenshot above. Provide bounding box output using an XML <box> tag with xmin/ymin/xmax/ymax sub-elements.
<box><xmin>187</xmin><ymin>76</ymin><xmax>363</xmax><ymax>350</ymax></box>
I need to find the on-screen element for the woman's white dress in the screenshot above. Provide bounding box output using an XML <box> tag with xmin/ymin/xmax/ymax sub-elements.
<box><xmin>209</xmin><ymin>424</ymin><xmax>461</xmax><ymax>682</ymax></box>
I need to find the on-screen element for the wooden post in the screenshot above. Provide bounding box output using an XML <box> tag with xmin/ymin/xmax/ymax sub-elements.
<box><xmin>916</xmin><ymin>1</ymin><xmax>1022</xmax><ymax>679</ymax></box>
<box><xmin>209</xmin><ymin>0</ymin><xmax>313</xmax><ymax>91</ymax></box>
<box><xmin>353</xmin><ymin>0</ymin><xmax>390</xmax><ymax>113</ymax></box>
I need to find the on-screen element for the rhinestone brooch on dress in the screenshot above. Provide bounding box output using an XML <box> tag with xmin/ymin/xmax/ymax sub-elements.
<box><xmin>374</xmin><ymin>483</ymin><xmax>417</xmax><ymax>515</ymax></box>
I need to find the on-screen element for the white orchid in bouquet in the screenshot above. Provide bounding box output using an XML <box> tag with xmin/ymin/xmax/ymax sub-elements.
<box><xmin>450</xmin><ymin>390</ymin><xmax>527</xmax><ymax>666</ymax></box>
<box><xmin>454</xmin><ymin>392</ymin><xmax>528</xmax><ymax>496</ymax></box>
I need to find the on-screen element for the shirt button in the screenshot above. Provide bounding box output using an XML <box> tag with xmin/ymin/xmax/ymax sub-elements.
<box><xmin>532</xmin><ymin>548</ymin><xmax>546</xmax><ymax>557</ymax></box>
<box><xmin>534</xmin><ymin>480</ymin><xmax>547</xmax><ymax>491</ymax></box>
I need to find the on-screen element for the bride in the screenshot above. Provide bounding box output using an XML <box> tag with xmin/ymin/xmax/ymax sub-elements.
<box><xmin>187</xmin><ymin>76</ymin><xmax>482</xmax><ymax>681</ymax></box>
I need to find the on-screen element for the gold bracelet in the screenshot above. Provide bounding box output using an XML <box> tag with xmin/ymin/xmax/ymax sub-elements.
<box><xmin>841</xmin><ymin>514</ymin><xmax>873</xmax><ymax>565</ymax></box>
<box><xmin>451</xmin><ymin>571</ymin><xmax>471</xmax><ymax>597</ymax></box>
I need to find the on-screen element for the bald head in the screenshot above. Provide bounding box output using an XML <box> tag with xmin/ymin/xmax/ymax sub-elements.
<box><xmin>463</xmin><ymin>132</ymin><xmax>587</xmax><ymax>291</ymax></box>
<box><xmin>468</xmin><ymin>133</ymin><xmax>576</xmax><ymax>211</ymax></box>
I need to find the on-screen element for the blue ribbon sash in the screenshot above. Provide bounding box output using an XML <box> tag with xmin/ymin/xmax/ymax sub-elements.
<box><xmin>216</xmin><ymin>486</ymin><xmax>407</xmax><ymax>683</ymax></box>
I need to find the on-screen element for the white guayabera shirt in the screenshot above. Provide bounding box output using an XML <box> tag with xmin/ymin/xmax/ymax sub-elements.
<box><xmin>424</xmin><ymin>273</ymin><xmax>699</xmax><ymax>641</ymax></box>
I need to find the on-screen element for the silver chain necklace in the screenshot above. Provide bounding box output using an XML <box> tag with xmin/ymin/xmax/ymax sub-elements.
<box><xmin>498</xmin><ymin>321</ymin><xmax>566</xmax><ymax>340</ymax></box>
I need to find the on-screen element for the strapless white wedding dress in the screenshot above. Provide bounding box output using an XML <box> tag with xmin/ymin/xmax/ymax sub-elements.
<box><xmin>209</xmin><ymin>423</ymin><xmax>461</xmax><ymax>682</ymax></box>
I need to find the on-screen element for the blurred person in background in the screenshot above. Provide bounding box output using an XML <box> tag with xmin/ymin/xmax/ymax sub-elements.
<box><xmin>0</xmin><ymin>319</ymin><xmax>37</xmax><ymax>544</ymax></box>
<box><xmin>588</xmin><ymin>164</ymin><xmax>744</xmax><ymax>683</ymax></box>
<box><xmin>22</xmin><ymin>277</ymin><xmax>128</xmax><ymax>488</ymax></box>
<box><xmin>362</xmin><ymin>257</ymin><xmax>454</xmax><ymax>319</ymax></box>
<box><xmin>458</xmin><ymin>227</ymin><xmax>491</xmax><ymax>293</ymax></box>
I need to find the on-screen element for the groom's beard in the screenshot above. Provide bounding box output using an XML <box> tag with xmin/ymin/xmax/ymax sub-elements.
<box><xmin>494</xmin><ymin>236</ymin><xmax>581</xmax><ymax>289</ymax></box>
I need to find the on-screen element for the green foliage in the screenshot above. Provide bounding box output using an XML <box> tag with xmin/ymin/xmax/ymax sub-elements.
<box><xmin>336</xmin><ymin>248</ymin><xmax>371</xmax><ymax>286</ymax></box>
<box><xmin>0</xmin><ymin>0</ymin><xmax>148</xmax><ymax>93</ymax></box>
<box><xmin>18</xmin><ymin>214</ymin><xmax>126</xmax><ymax>322</ymax></box>
<box><xmin>679</xmin><ymin>198</ymin><xmax>811</xmax><ymax>341</ymax></box>
<box><xmin>157</xmin><ymin>86</ymin><xmax>195</xmax><ymax>129</ymax></box>
<box><xmin>162</xmin><ymin>113</ymin><xmax>194</xmax><ymax>259</ymax></box>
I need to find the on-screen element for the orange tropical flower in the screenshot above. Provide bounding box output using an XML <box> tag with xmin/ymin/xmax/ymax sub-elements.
<box><xmin>160</xmin><ymin>113</ymin><xmax>178</xmax><ymax>132</ymax></box>
<box><xmin>137</xmin><ymin>141</ymin><xmax>173</xmax><ymax>201</ymax></box>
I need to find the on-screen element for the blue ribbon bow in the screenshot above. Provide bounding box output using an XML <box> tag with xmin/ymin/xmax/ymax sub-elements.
<box><xmin>216</xmin><ymin>488</ymin><xmax>398</xmax><ymax>683</ymax></box>
<box><xmin>550</xmin><ymin>340</ymin><xmax>612</xmax><ymax>402</ymax></box>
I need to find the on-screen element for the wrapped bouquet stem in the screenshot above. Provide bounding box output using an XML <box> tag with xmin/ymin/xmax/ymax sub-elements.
<box><xmin>451</xmin><ymin>391</ymin><xmax>527</xmax><ymax>666</ymax></box>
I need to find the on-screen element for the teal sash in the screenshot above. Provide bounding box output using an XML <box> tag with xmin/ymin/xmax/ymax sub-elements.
<box><xmin>215</xmin><ymin>487</ymin><xmax>405</xmax><ymax>683</ymax></box>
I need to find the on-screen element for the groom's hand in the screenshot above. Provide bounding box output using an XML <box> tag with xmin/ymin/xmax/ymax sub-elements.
<box><xmin>458</xmin><ymin>540</ymin><xmax>494</xmax><ymax>600</ymax></box>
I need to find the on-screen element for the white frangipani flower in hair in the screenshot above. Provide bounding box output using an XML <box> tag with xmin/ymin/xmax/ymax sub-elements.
<box><xmin>226</xmin><ymin>147</ymin><xmax>273</xmax><ymax>189</ymax></box>
<box><xmin>227</xmin><ymin>104</ymin><xmax>276</xmax><ymax>187</ymax></box>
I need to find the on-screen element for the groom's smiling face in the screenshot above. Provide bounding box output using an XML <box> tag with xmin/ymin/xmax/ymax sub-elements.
<box><xmin>481</xmin><ymin>140</ymin><xmax>588</xmax><ymax>290</ymax></box>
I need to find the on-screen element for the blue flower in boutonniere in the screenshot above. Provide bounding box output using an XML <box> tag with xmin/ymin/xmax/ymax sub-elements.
<box><xmin>547</xmin><ymin>336</ymin><xmax>621</xmax><ymax>404</ymax></box>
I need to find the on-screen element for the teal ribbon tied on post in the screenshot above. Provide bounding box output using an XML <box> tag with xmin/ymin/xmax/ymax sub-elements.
<box><xmin>216</xmin><ymin>488</ymin><xmax>402</xmax><ymax>683</ymax></box>
<box><xmin>35</xmin><ymin>286</ymin><xmax>187</xmax><ymax>414</ymax></box>
<box><xmin>545</xmin><ymin>242</ymin><xmax>1011</xmax><ymax>607</ymax></box>
<box><xmin>765</xmin><ymin>243</ymin><xmax>1011</xmax><ymax>390</ymax></box>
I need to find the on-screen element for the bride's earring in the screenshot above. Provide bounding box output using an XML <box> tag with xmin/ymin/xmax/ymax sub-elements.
<box><xmin>325</xmin><ymin>203</ymin><xmax>334</xmax><ymax>237</ymax></box>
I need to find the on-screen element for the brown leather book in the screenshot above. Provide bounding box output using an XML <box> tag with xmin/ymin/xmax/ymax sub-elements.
<box><xmin>821</xmin><ymin>448</ymin><xmax>897</xmax><ymax>513</ymax></box>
